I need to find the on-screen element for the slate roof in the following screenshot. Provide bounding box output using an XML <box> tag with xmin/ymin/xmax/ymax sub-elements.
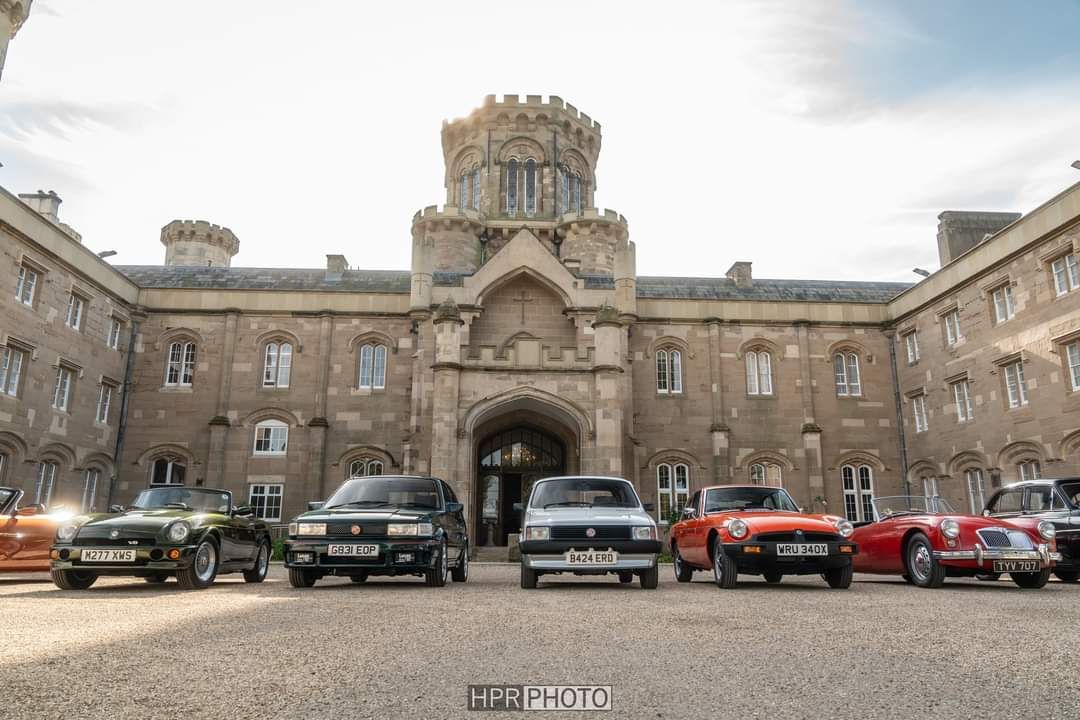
<box><xmin>116</xmin><ymin>266</ymin><xmax>911</xmax><ymax>303</ymax></box>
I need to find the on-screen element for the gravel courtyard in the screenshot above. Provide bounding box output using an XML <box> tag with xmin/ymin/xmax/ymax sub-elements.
<box><xmin>2</xmin><ymin>564</ymin><xmax>1077</xmax><ymax>719</ymax></box>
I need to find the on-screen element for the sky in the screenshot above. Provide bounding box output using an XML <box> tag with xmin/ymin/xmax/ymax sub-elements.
<box><xmin>2</xmin><ymin>0</ymin><xmax>1079</xmax><ymax>282</ymax></box>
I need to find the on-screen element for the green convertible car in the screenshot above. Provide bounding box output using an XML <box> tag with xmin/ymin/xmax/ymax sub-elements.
<box><xmin>49</xmin><ymin>486</ymin><xmax>272</xmax><ymax>590</ymax></box>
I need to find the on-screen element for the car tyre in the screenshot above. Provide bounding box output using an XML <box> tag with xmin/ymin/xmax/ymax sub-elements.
<box><xmin>144</xmin><ymin>573</ymin><xmax>170</xmax><ymax>584</ymax></box>
<box><xmin>1012</xmin><ymin>568</ymin><xmax>1051</xmax><ymax>589</ymax></box>
<box><xmin>349</xmin><ymin>572</ymin><xmax>368</xmax><ymax>583</ymax></box>
<box><xmin>672</xmin><ymin>545</ymin><xmax>693</xmax><ymax>583</ymax></box>
<box><xmin>288</xmin><ymin>567</ymin><xmax>318</xmax><ymax>588</ymax></box>
<box><xmin>51</xmin><ymin>569</ymin><xmax>97</xmax><ymax>590</ymax></box>
<box><xmin>520</xmin><ymin>561</ymin><xmax>538</xmax><ymax>589</ymax></box>
<box><xmin>242</xmin><ymin>539</ymin><xmax>271</xmax><ymax>583</ymax></box>
<box><xmin>425</xmin><ymin>539</ymin><xmax>449</xmax><ymax>587</ymax></box>
<box><xmin>823</xmin><ymin>563</ymin><xmax>853</xmax><ymax>589</ymax></box>
<box><xmin>176</xmin><ymin>537</ymin><xmax>220</xmax><ymax>590</ymax></box>
<box><xmin>711</xmin><ymin>536</ymin><xmax>738</xmax><ymax>589</ymax></box>
<box><xmin>618</xmin><ymin>571</ymin><xmax>634</xmax><ymax>584</ymax></box>
<box><xmin>1054</xmin><ymin>569</ymin><xmax>1079</xmax><ymax>583</ymax></box>
<box><xmin>639</xmin><ymin>565</ymin><xmax>658</xmax><ymax>589</ymax></box>
<box><xmin>763</xmin><ymin>571</ymin><xmax>783</xmax><ymax>584</ymax></box>
<box><xmin>451</xmin><ymin>542</ymin><xmax>469</xmax><ymax>583</ymax></box>
<box><xmin>904</xmin><ymin>533</ymin><xmax>945</xmax><ymax>588</ymax></box>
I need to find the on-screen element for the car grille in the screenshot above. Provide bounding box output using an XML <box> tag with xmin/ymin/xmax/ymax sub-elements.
<box><xmin>977</xmin><ymin>528</ymin><xmax>1035</xmax><ymax>549</ymax></box>
<box><xmin>326</xmin><ymin>522</ymin><xmax>388</xmax><ymax>537</ymax></box>
<box><xmin>73</xmin><ymin>528</ymin><xmax>159</xmax><ymax>545</ymax></box>
<box><xmin>549</xmin><ymin>526</ymin><xmax>631</xmax><ymax>540</ymax></box>
<box><xmin>754</xmin><ymin>531</ymin><xmax>839</xmax><ymax>543</ymax></box>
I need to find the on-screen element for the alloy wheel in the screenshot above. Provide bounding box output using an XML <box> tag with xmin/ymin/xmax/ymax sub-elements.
<box><xmin>195</xmin><ymin>542</ymin><xmax>217</xmax><ymax>583</ymax></box>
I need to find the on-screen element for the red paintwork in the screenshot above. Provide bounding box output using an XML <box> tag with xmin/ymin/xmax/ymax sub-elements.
<box><xmin>670</xmin><ymin>484</ymin><xmax>850</xmax><ymax>569</ymax></box>
<box><xmin>0</xmin><ymin>504</ymin><xmax>63</xmax><ymax>573</ymax></box>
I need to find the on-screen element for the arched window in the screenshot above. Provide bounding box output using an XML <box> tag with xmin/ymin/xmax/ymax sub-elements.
<box><xmin>921</xmin><ymin>476</ymin><xmax>938</xmax><ymax>500</ymax></box>
<box><xmin>262</xmin><ymin>341</ymin><xmax>293</xmax><ymax>388</ymax></box>
<box><xmin>841</xmin><ymin>464</ymin><xmax>874</xmax><ymax>521</ymax></box>
<box><xmin>82</xmin><ymin>468</ymin><xmax>99</xmax><ymax>512</ymax></box>
<box><xmin>965</xmin><ymin>468</ymin><xmax>986</xmax><ymax>514</ymax></box>
<box><xmin>35</xmin><ymin>461</ymin><xmax>57</xmax><ymax>506</ymax></box>
<box><xmin>358</xmin><ymin>343</ymin><xmax>388</xmax><ymax>389</ymax></box>
<box><xmin>165</xmin><ymin>341</ymin><xmax>196</xmax><ymax>387</ymax></box>
<box><xmin>151</xmin><ymin>456</ymin><xmax>186</xmax><ymax>485</ymax></box>
<box><xmin>459</xmin><ymin>172</ymin><xmax>469</xmax><ymax>208</ymax></box>
<box><xmin>1017</xmin><ymin>460</ymin><xmax>1041</xmax><ymax>482</ymax></box>
<box><xmin>746</xmin><ymin>351</ymin><xmax>773</xmax><ymax>395</ymax></box>
<box><xmin>253</xmin><ymin>420</ymin><xmax>289</xmax><ymax>456</ymax></box>
<box><xmin>348</xmin><ymin>458</ymin><xmax>385</xmax><ymax>478</ymax></box>
<box><xmin>506</xmin><ymin>159</ymin><xmax>519</xmax><ymax>215</ymax></box>
<box><xmin>656</xmin><ymin>462</ymin><xmax>690</xmax><ymax>522</ymax></box>
<box><xmin>656</xmin><ymin>349</ymin><xmax>683</xmax><ymax>394</ymax></box>
<box><xmin>471</xmin><ymin>169</ymin><xmax>480</xmax><ymax>210</ymax></box>
<box><xmin>834</xmin><ymin>352</ymin><xmax>861</xmax><ymax>396</ymax></box>
<box><xmin>749</xmin><ymin>462</ymin><xmax>783</xmax><ymax>487</ymax></box>
<box><xmin>524</xmin><ymin>158</ymin><xmax>537</xmax><ymax>216</ymax></box>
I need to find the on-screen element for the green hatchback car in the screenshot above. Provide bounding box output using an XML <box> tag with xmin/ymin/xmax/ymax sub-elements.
<box><xmin>50</xmin><ymin>486</ymin><xmax>272</xmax><ymax>590</ymax></box>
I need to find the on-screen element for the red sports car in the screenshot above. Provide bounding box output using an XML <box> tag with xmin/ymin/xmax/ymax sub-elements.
<box><xmin>668</xmin><ymin>485</ymin><xmax>858</xmax><ymax>589</ymax></box>
<box><xmin>850</xmin><ymin>495</ymin><xmax>1059</xmax><ymax>588</ymax></box>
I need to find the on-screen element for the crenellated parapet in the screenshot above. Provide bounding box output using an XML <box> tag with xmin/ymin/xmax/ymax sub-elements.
<box><xmin>161</xmin><ymin>219</ymin><xmax>239</xmax><ymax>267</ymax></box>
<box><xmin>556</xmin><ymin>208</ymin><xmax>630</xmax><ymax>276</ymax></box>
<box><xmin>411</xmin><ymin>205</ymin><xmax>487</xmax><ymax>274</ymax></box>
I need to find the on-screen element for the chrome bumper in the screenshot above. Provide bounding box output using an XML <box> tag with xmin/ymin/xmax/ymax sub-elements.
<box><xmin>524</xmin><ymin>553</ymin><xmax>657</xmax><ymax>571</ymax></box>
<box><xmin>933</xmin><ymin>543</ymin><xmax>1061</xmax><ymax>565</ymax></box>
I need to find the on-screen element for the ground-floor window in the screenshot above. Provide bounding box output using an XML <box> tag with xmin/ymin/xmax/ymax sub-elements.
<box><xmin>841</xmin><ymin>465</ymin><xmax>874</xmax><ymax>521</ymax></box>
<box><xmin>151</xmin><ymin>457</ymin><xmax>186</xmax><ymax>485</ymax></box>
<box><xmin>348</xmin><ymin>458</ymin><xmax>384</xmax><ymax>478</ymax></box>
<box><xmin>749</xmin><ymin>462</ymin><xmax>782</xmax><ymax>487</ymax></box>
<box><xmin>965</xmin><ymin>468</ymin><xmax>986</xmax><ymax>514</ymax></box>
<box><xmin>656</xmin><ymin>462</ymin><xmax>689</xmax><ymax>522</ymax></box>
<box><xmin>249</xmin><ymin>484</ymin><xmax>283</xmax><ymax>521</ymax></box>
<box><xmin>36</xmin><ymin>461</ymin><xmax>57</xmax><ymax>506</ymax></box>
<box><xmin>82</xmin><ymin>469</ymin><xmax>99</xmax><ymax>512</ymax></box>
<box><xmin>922</xmin><ymin>476</ymin><xmax>939</xmax><ymax>500</ymax></box>
<box><xmin>1017</xmin><ymin>460</ymin><xmax>1041</xmax><ymax>482</ymax></box>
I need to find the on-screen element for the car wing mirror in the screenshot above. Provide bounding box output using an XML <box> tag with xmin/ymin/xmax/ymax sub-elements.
<box><xmin>643</xmin><ymin>502</ymin><xmax>655</xmax><ymax>512</ymax></box>
<box><xmin>108</xmin><ymin>504</ymin><xmax>124</xmax><ymax>513</ymax></box>
<box><xmin>446</xmin><ymin>501</ymin><xmax>463</xmax><ymax>513</ymax></box>
<box><xmin>307</xmin><ymin>501</ymin><xmax>325</xmax><ymax>511</ymax></box>
<box><xmin>982</xmin><ymin>509</ymin><xmax>991</xmax><ymax>517</ymax></box>
<box><xmin>233</xmin><ymin>505</ymin><xmax>254</xmax><ymax>517</ymax></box>
<box><xmin>512</xmin><ymin>502</ymin><xmax>523</xmax><ymax>513</ymax></box>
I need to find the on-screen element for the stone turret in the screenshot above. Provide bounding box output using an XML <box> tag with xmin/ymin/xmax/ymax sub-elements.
<box><xmin>161</xmin><ymin>220</ymin><xmax>239</xmax><ymax>267</ymax></box>
<box><xmin>0</xmin><ymin>0</ymin><xmax>33</xmax><ymax>81</ymax></box>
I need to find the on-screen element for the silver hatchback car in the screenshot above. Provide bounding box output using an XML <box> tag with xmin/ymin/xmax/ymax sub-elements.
<box><xmin>517</xmin><ymin>476</ymin><xmax>661</xmax><ymax>589</ymax></box>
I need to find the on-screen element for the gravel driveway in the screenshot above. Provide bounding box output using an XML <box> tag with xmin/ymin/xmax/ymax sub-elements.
<box><xmin>1</xmin><ymin>565</ymin><xmax>1077</xmax><ymax>719</ymax></box>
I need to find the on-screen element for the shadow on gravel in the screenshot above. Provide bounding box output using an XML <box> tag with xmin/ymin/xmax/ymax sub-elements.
<box><xmin>0</xmin><ymin>577</ymin><xmax>290</xmax><ymax>600</ymax></box>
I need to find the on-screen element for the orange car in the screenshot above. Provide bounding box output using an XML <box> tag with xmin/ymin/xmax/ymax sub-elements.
<box><xmin>668</xmin><ymin>484</ymin><xmax>858</xmax><ymax>588</ymax></box>
<box><xmin>0</xmin><ymin>486</ymin><xmax>65</xmax><ymax>572</ymax></box>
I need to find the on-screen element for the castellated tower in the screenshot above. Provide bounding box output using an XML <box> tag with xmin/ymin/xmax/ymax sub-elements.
<box><xmin>161</xmin><ymin>220</ymin><xmax>240</xmax><ymax>267</ymax></box>
<box><xmin>411</xmin><ymin>94</ymin><xmax>632</xmax><ymax>283</ymax></box>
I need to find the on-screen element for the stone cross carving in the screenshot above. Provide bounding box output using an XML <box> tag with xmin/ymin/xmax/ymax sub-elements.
<box><xmin>512</xmin><ymin>291</ymin><xmax>534</xmax><ymax>323</ymax></box>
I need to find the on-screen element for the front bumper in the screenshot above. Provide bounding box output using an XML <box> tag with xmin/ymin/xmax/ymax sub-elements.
<box><xmin>520</xmin><ymin>539</ymin><xmax>661</xmax><ymax>572</ymax></box>
<box><xmin>50</xmin><ymin>544</ymin><xmax>198</xmax><ymax>574</ymax></box>
<box><xmin>283</xmin><ymin>538</ymin><xmax>440</xmax><ymax>574</ymax></box>
<box><xmin>934</xmin><ymin>543</ymin><xmax>1060</xmax><ymax>568</ymax></box>
<box><xmin>721</xmin><ymin>541</ymin><xmax>858</xmax><ymax>574</ymax></box>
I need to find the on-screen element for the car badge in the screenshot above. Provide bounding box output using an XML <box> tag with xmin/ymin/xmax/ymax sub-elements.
<box><xmin>795</xmin><ymin>530</ymin><xmax>804</xmax><ymax>537</ymax></box>
<box><xmin>585</xmin><ymin>528</ymin><xmax>596</xmax><ymax>538</ymax></box>
<box><xmin>109</xmin><ymin>530</ymin><xmax>120</xmax><ymax>539</ymax></box>
<box><xmin>128</xmin><ymin>540</ymin><xmax>138</xmax><ymax>545</ymax></box>
<box><xmin>350</xmin><ymin>525</ymin><xmax>363</xmax><ymax>536</ymax></box>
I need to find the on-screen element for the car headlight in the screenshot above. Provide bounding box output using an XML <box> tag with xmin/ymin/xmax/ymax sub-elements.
<box><xmin>835</xmin><ymin>519</ymin><xmax>855</xmax><ymax>538</ymax></box>
<box><xmin>525</xmin><ymin>526</ymin><xmax>549</xmax><ymax>541</ymax></box>
<box><xmin>57</xmin><ymin>524</ymin><xmax>80</xmax><ymax>542</ymax></box>
<box><xmin>288</xmin><ymin>522</ymin><xmax>298</xmax><ymax>536</ymax></box>
<box><xmin>166</xmin><ymin>521</ymin><xmax>191</xmax><ymax>543</ymax></box>
<box><xmin>727</xmin><ymin>518</ymin><xmax>749</xmax><ymax>539</ymax></box>
<box><xmin>633</xmin><ymin>526</ymin><xmax>656</xmax><ymax>540</ymax></box>
<box><xmin>1037</xmin><ymin>521</ymin><xmax>1056</xmax><ymax>541</ymax></box>
<box><xmin>297</xmin><ymin>522</ymin><xmax>327</xmax><ymax>536</ymax></box>
<box><xmin>939</xmin><ymin>518</ymin><xmax>959</xmax><ymax>539</ymax></box>
<box><xmin>388</xmin><ymin>522</ymin><xmax>434</xmax><ymax>537</ymax></box>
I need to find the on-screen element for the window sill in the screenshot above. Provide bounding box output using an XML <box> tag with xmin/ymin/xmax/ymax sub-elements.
<box><xmin>159</xmin><ymin>386</ymin><xmax>194</xmax><ymax>393</ymax></box>
<box><xmin>252</xmin><ymin>452</ymin><xmax>288</xmax><ymax>458</ymax></box>
<box><xmin>258</xmin><ymin>386</ymin><xmax>292</xmax><ymax>392</ymax></box>
<box><xmin>351</xmin><ymin>387</ymin><xmax>387</xmax><ymax>396</ymax></box>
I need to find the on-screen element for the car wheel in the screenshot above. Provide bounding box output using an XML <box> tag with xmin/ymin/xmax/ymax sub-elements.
<box><xmin>50</xmin><ymin>569</ymin><xmax>97</xmax><ymax>590</ymax></box>
<box><xmin>618</xmin><ymin>571</ymin><xmax>634</xmax><ymax>584</ymax></box>
<box><xmin>904</xmin><ymin>533</ymin><xmax>945</xmax><ymax>588</ymax></box>
<box><xmin>975</xmin><ymin>572</ymin><xmax>1001</xmax><ymax>582</ymax></box>
<box><xmin>1054</xmin><ymin>569</ymin><xmax>1079</xmax><ymax>583</ymax></box>
<box><xmin>451</xmin><ymin>542</ymin><xmax>469</xmax><ymax>583</ymax></box>
<box><xmin>288</xmin><ymin>567</ymin><xmax>318</xmax><ymax>588</ymax></box>
<box><xmin>520</xmin><ymin>560</ymin><xmax>538</xmax><ymax>589</ymax></box>
<box><xmin>1012</xmin><ymin>568</ymin><xmax>1051</xmax><ymax>589</ymax></box>
<box><xmin>242</xmin><ymin>540</ymin><xmax>271</xmax><ymax>583</ymax></box>
<box><xmin>176</xmin><ymin>537</ymin><xmax>220</xmax><ymax>590</ymax></box>
<box><xmin>425</xmin><ymin>539</ymin><xmax>449</xmax><ymax>587</ymax></box>
<box><xmin>672</xmin><ymin>545</ymin><xmax>693</xmax><ymax>583</ymax></box>
<box><xmin>144</xmin><ymin>573</ymin><xmax>170</xmax><ymax>584</ymax></box>
<box><xmin>639</xmin><ymin>565</ymin><xmax>659</xmax><ymax>589</ymax></box>
<box><xmin>350</xmin><ymin>572</ymin><xmax>368</xmax><ymax>583</ymax></box>
<box><xmin>711</xmin><ymin>536</ymin><xmax>738</xmax><ymax>589</ymax></box>
<box><xmin>763</xmin><ymin>571</ymin><xmax>782</xmax><ymax>584</ymax></box>
<box><xmin>823</xmin><ymin>563</ymin><xmax>853</xmax><ymax>589</ymax></box>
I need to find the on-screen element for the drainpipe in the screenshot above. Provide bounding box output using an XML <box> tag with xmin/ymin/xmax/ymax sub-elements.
<box><xmin>886</xmin><ymin>330</ymin><xmax>910</xmax><ymax>495</ymax></box>
<box><xmin>106</xmin><ymin>313</ymin><xmax>142</xmax><ymax>508</ymax></box>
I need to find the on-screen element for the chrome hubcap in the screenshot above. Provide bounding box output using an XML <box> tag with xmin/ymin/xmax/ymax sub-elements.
<box><xmin>441</xmin><ymin>545</ymin><xmax>448</xmax><ymax>579</ymax></box>
<box><xmin>912</xmin><ymin>544</ymin><xmax>931</xmax><ymax>580</ymax></box>
<box><xmin>713</xmin><ymin>550</ymin><xmax>723</xmax><ymax>581</ymax></box>
<box><xmin>673</xmin><ymin>552</ymin><xmax>683</xmax><ymax>578</ymax></box>
<box><xmin>195</xmin><ymin>543</ymin><xmax>216</xmax><ymax>582</ymax></box>
<box><xmin>462</xmin><ymin>551</ymin><xmax>468</xmax><ymax>578</ymax></box>
<box><xmin>258</xmin><ymin>545</ymin><xmax>269</xmax><ymax>576</ymax></box>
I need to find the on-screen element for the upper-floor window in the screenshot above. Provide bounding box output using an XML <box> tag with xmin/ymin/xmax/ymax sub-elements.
<box><xmin>656</xmin><ymin>462</ymin><xmax>689</xmax><ymax>522</ymax></box>
<box><xmin>151</xmin><ymin>456</ymin><xmax>186</xmax><ymax>485</ymax></box>
<box><xmin>348</xmin><ymin>458</ymin><xmax>385</xmax><ymax>478</ymax></box>
<box><xmin>911</xmin><ymin>393</ymin><xmax>928</xmax><ymax>432</ymax></box>
<box><xmin>65</xmin><ymin>293</ymin><xmax>86</xmax><ymax>331</ymax></box>
<box><xmin>52</xmin><ymin>365</ymin><xmax>74</xmax><ymax>412</ymax></box>
<box><xmin>253</xmin><ymin>420</ymin><xmax>288</xmax><ymax>456</ymax></box>
<box><xmin>262</xmin><ymin>341</ymin><xmax>293</xmax><ymax>388</ymax></box>
<box><xmin>524</xmin><ymin>158</ymin><xmax>537</xmax><ymax>216</ymax></box>
<box><xmin>834</xmin><ymin>352</ymin><xmax>861</xmax><ymax>396</ymax></box>
<box><xmin>561</xmin><ymin>169</ymin><xmax>582</xmax><ymax>213</ymax></box>
<box><xmin>107</xmin><ymin>318</ymin><xmax>123</xmax><ymax>349</ymax></box>
<box><xmin>358</xmin><ymin>343</ymin><xmax>387</xmax><ymax>389</ymax></box>
<box><xmin>96</xmin><ymin>382</ymin><xmax>114</xmax><ymax>424</ymax></box>
<box><xmin>943</xmin><ymin>309</ymin><xmax>961</xmax><ymax>346</ymax></box>
<box><xmin>0</xmin><ymin>345</ymin><xmax>25</xmax><ymax>397</ymax></box>
<box><xmin>655</xmin><ymin>349</ymin><xmax>683</xmax><ymax>394</ymax></box>
<box><xmin>951</xmin><ymin>379</ymin><xmax>973</xmax><ymax>423</ymax></box>
<box><xmin>165</xmin><ymin>341</ymin><xmax>196</xmax><ymax>387</ymax></box>
<box><xmin>249</xmin><ymin>483</ymin><xmax>283</xmax><ymax>521</ymax></box>
<box><xmin>904</xmin><ymin>331</ymin><xmax>919</xmax><ymax>364</ymax></box>
<box><xmin>991</xmin><ymin>285</ymin><xmax>1015</xmax><ymax>323</ymax></box>
<box><xmin>36</xmin><ymin>461</ymin><xmax>57</xmax><ymax>506</ymax></box>
<box><xmin>1051</xmin><ymin>252</ymin><xmax>1079</xmax><ymax>296</ymax></box>
<box><xmin>1003</xmin><ymin>360</ymin><xmax>1028</xmax><ymax>408</ymax></box>
<box><xmin>1067</xmin><ymin>341</ymin><xmax>1080</xmax><ymax>391</ymax></box>
<box><xmin>841</xmin><ymin>464</ymin><xmax>874</xmax><ymax>522</ymax></box>
<box><xmin>15</xmin><ymin>264</ymin><xmax>37</xmax><ymax>306</ymax></box>
<box><xmin>745</xmin><ymin>351</ymin><xmax>773</xmax><ymax>395</ymax></box>
<box><xmin>506</xmin><ymin>159</ymin><xmax>519</xmax><ymax>215</ymax></box>
<box><xmin>459</xmin><ymin>168</ymin><xmax>481</xmax><ymax>211</ymax></box>
<box><xmin>965</xmin><ymin>468</ymin><xmax>986</xmax><ymax>515</ymax></box>
<box><xmin>1017</xmin><ymin>459</ymin><xmax>1041</xmax><ymax>482</ymax></box>
<box><xmin>749</xmin><ymin>462</ymin><xmax>782</xmax><ymax>487</ymax></box>
<box><xmin>82</xmin><ymin>468</ymin><xmax>99</xmax><ymax>512</ymax></box>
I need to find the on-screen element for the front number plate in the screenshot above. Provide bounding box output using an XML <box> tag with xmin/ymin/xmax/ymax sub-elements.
<box><xmin>565</xmin><ymin>550</ymin><xmax>618</xmax><ymax>565</ymax></box>
<box><xmin>776</xmin><ymin>543</ymin><xmax>828</xmax><ymax>556</ymax></box>
<box><xmin>81</xmin><ymin>548</ymin><xmax>136</xmax><ymax>563</ymax></box>
<box><xmin>993</xmin><ymin>560</ymin><xmax>1039</xmax><ymax>573</ymax></box>
<box><xmin>327</xmin><ymin>544</ymin><xmax>379</xmax><ymax>557</ymax></box>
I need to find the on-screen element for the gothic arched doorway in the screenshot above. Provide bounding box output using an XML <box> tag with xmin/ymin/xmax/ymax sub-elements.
<box><xmin>476</xmin><ymin>426</ymin><xmax>566</xmax><ymax>546</ymax></box>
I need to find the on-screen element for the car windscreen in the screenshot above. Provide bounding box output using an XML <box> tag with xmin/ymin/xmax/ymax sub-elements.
<box><xmin>0</xmin><ymin>488</ymin><xmax>15</xmax><ymax>513</ymax></box>
<box><xmin>703</xmin><ymin>487</ymin><xmax>798</xmax><ymax>513</ymax></box>
<box><xmin>530</xmin><ymin>478</ymin><xmax>639</xmax><ymax>509</ymax></box>
<box><xmin>129</xmin><ymin>488</ymin><xmax>231</xmax><ymax>513</ymax></box>
<box><xmin>872</xmin><ymin>495</ymin><xmax>955</xmax><ymax>517</ymax></box>
<box><xmin>325</xmin><ymin>477</ymin><xmax>441</xmax><ymax>510</ymax></box>
<box><xmin>1060</xmin><ymin>482</ymin><xmax>1080</xmax><ymax>509</ymax></box>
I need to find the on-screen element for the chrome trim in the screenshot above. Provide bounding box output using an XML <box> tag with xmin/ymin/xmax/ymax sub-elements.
<box><xmin>933</xmin><ymin>542</ymin><xmax>1057</xmax><ymax>566</ymax></box>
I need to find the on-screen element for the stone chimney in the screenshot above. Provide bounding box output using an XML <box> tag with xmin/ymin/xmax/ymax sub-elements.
<box><xmin>19</xmin><ymin>190</ymin><xmax>82</xmax><ymax>242</ymax></box>
<box><xmin>726</xmin><ymin>261</ymin><xmax>753</xmax><ymax>289</ymax></box>
<box><xmin>936</xmin><ymin>211</ymin><xmax>1021</xmax><ymax>266</ymax></box>
<box><xmin>326</xmin><ymin>254</ymin><xmax>349</xmax><ymax>274</ymax></box>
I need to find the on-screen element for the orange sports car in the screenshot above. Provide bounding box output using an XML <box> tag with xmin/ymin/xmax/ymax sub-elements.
<box><xmin>668</xmin><ymin>484</ymin><xmax>858</xmax><ymax>588</ymax></box>
<box><xmin>0</xmin><ymin>486</ymin><xmax>65</xmax><ymax>572</ymax></box>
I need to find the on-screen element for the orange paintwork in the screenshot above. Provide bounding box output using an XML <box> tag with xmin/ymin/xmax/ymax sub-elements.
<box><xmin>0</xmin><ymin>488</ymin><xmax>64</xmax><ymax>572</ymax></box>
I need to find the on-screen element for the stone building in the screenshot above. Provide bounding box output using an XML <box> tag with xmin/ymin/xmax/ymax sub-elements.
<box><xmin>1</xmin><ymin>94</ymin><xmax>1078</xmax><ymax>549</ymax></box>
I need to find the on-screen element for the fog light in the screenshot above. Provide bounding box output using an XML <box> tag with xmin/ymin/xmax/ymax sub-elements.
<box><xmin>59</xmin><ymin>549</ymin><xmax>70</xmax><ymax>560</ymax></box>
<box><xmin>292</xmin><ymin>552</ymin><xmax>315</xmax><ymax>564</ymax></box>
<box><xmin>167</xmin><ymin>549</ymin><xmax>181</xmax><ymax>560</ymax></box>
<box><xmin>946</xmin><ymin>538</ymin><xmax>957</xmax><ymax>548</ymax></box>
<box><xmin>743</xmin><ymin>546</ymin><xmax>763</xmax><ymax>554</ymax></box>
<box><xmin>396</xmin><ymin>552</ymin><xmax>415</xmax><ymax>564</ymax></box>
<box><xmin>150</xmin><ymin>549</ymin><xmax>164</xmax><ymax>561</ymax></box>
<box><xmin>839</xmin><ymin>545</ymin><xmax>855</xmax><ymax>554</ymax></box>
